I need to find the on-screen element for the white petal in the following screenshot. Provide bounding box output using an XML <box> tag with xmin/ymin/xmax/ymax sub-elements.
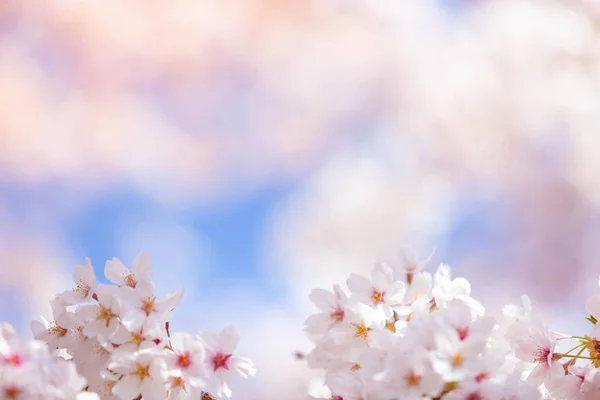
<box><xmin>309</xmin><ymin>288</ymin><xmax>336</xmax><ymax>311</ymax></box>
<box><xmin>156</xmin><ymin>289</ymin><xmax>184</xmax><ymax>313</ymax></box>
<box><xmin>104</xmin><ymin>258</ymin><xmax>129</xmax><ymax>285</ymax></box>
<box><xmin>218</xmin><ymin>325</ymin><xmax>239</xmax><ymax>353</ymax></box>
<box><xmin>346</xmin><ymin>274</ymin><xmax>372</xmax><ymax>296</ymax></box>
<box><xmin>197</xmin><ymin>331</ymin><xmax>219</xmax><ymax>352</ymax></box>
<box><xmin>112</xmin><ymin>375</ymin><xmax>141</xmax><ymax>399</ymax></box>
<box><xmin>122</xmin><ymin>310</ymin><xmax>147</xmax><ymax>332</ymax></box>
<box><xmin>305</xmin><ymin>313</ymin><xmax>335</xmax><ymax>335</ymax></box>
<box><xmin>132</xmin><ymin>251</ymin><xmax>152</xmax><ymax>279</ymax></box>
<box><xmin>371</xmin><ymin>263</ymin><xmax>393</xmax><ymax>290</ymax></box>
<box><xmin>170</xmin><ymin>332</ymin><xmax>194</xmax><ymax>352</ymax></box>
<box><xmin>434</xmin><ymin>264</ymin><xmax>451</xmax><ymax>286</ymax></box>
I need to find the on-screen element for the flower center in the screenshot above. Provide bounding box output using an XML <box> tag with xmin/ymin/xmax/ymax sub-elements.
<box><xmin>475</xmin><ymin>371</ymin><xmax>489</xmax><ymax>382</ymax></box>
<box><xmin>351</xmin><ymin>363</ymin><xmax>360</xmax><ymax>372</ymax></box>
<box><xmin>329</xmin><ymin>308</ymin><xmax>345</xmax><ymax>322</ymax></box>
<box><xmin>97</xmin><ymin>305</ymin><xmax>117</xmax><ymax>328</ymax></box>
<box><xmin>130</xmin><ymin>332</ymin><xmax>143</xmax><ymax>345</ymax></box>
<box><xmin>177</xmin><ymin>352</ymin><xmax>192</xmax><ymax>369</ymax></box>
<box><xmin>124</xmin><ymin>273</ymin><xmax>137</xmax><ymax>288</ymax></box>
<box><xmin>405</xmin><ymin>370</ymin><xmax>421</xmax><ymax>386</ymax></box>
<box><xmin>49</xmin><ymin>322</ymin><xmax>68</xmax><ymax>338</ymax></box>
<box><xmin>385</xmin><ymin>320</ymin><xmax>396</xmax><ymax>333</ymax></box>
<box><xmin>452</xmin><ymin>353</ymin><xmax>464</xmax><ymax>367</ymax></box>
<box><xmin>532</xmin><ymin>346</ymin><xmax>551</xmax><ymax>363</ymax></box>
<box><xmin>372</xmin><ymin>290</ymin><xmax>385</xmax><ymax>304</ymax></box>
<box><xmin>132</xmin><ymin>363</ymin><xmax>150</xmax><ymax>380</ymax></box>
<box><xmin>142</xmin><ymin>297</ymin><xmax>156</xmax><ymax>316</ymax></box>
<box><xmin>456</xmin><ymin>327</ymin><xmax>469</xmax><ymax>341</ymax></box>
<box><xmin>3</xmin><ymin>386</ymin><xmax>20</xmax><ymax>399</ymax></box>
<box><xmin>4</xmin><ymin>353</ymin><xmax>22</xmax><ymax>366</ymax></box>
<box><xmin>74</xmin><ymin>279</ymin><xmax>90</xmax><ymax>296</ymax></box>
<box><xmin>212</xmin><ymin>353</ymin><xmax>232</xmax><ymax>372</ymax></box>
<box><xmin>350</xmin><ymin>322</ymin><xmax>372</xmax><ymax>340</ymax></box>
<box><xmin>171</xmin><ymin>376</ymin><xmax>185</xmax><ymax>388</ymax></box>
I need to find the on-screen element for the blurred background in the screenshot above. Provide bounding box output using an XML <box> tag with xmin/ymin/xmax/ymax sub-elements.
<box><xmin>2</xmin><ymin>0</ymin><xmax>600</xmax><ymax>398</ymax></box>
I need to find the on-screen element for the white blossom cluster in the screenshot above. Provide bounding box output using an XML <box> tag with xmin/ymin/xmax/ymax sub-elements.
<box><xmin>26</xmin><ymin>251</ymin><xmax>255</xmax><ymax>400</ymax></box>
<box><xmin>0</xmin><ymin>322</ymin><xmax>99</xmax><ymax>400</ymax></box>
<box><xmin>302</xmin><ymin>255</ymin><xmax>600</xmax><ymax>400</ymax></box>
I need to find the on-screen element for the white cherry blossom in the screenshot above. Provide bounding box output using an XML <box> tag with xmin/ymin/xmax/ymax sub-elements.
<box><xmin>197</xmin><ymin>326</ymin><xmax>256</xmax><ymax>398</ymax></box>
<box><xmin>59</xmin><ymin>257</ymin><xmax>97</xmax><ymax>305</ymax></box>
<box><xmin>104</xmin><ymin>251</ymin><xmax>152</xmax><ymax>289</ymax></box>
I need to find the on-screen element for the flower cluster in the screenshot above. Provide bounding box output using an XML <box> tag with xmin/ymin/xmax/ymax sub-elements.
<box><xmin>498</xmin><ymin>284</ymin><xmax>600</xmax><ymax>399</ymax></box>
<box><xmin>302</xmin><ymin>257</ymin><xmax>545</xmax><ymax>399</ymax></box>
<box><xmin>0</xmin><ymin>322</ymin><xmax>98</xmax><ymax>400</ymax></box>
<box><xmin>31</xmin><ymin>252</ymin><xmax>255</xmax><ymax>399</ymax></box>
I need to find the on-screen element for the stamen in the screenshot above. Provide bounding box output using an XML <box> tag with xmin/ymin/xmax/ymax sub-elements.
<box><xmin>452</xmin><ymin>353</ymin><xmax>464</xmax><ymax>367</ymax></box>
<box><xmin>405</xmin><ymin>369</ymin><xmax>421</xmax><ymax>386</ymax></box>
<box><xmin>124</xmin><ymin>273</ymin><xmax>137</xmax><ymax>288</ymax></box>
<box><xmin>212</xmin><ymin>353</ymin><xmax>232</xmax><ymax>372</ymax></box>
<box><xmin>177</xmin><ymin>352</ymin><xmax>192</xmax><ymax>369</ymax></box>
<box><xmin>4</xmin><ymin>385</ymin><xmax>20</xmax><ymax>399</ymax></box>
<box><xmin>350</xmin><ymin>322</ymin><xmax>372</xmax><ymax>340</ymax></box>
<box><xmin>372</xmin><ymin>290</ymin><xmax>385</xmax><ymax>304</ymax></box>
<box><xmin>329</xmin><ymin>308</ymin><xmax>345</xmax><ymax>322</ymax></box>
<box><xmin>142</xmin><ymin>297</ymin><xmax>156</xmax><ymax>315</ymax></box>
<box><xmin>132</xmin><ymin>363</ymin><xmax>150</xmax><ymax>380</ymax></box>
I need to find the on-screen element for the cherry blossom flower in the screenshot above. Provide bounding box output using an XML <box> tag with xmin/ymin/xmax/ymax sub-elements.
<box><xmin>431</xmin><ymin>325</ymin><xmax>488</xmax><ymax>382</ymax></box>
<box><xmin>394</xmin><ymin>250</ymin><xmax>434</xmax><ymax>284</ymax></box>
<box><xmin>104</xmin><ymin>251</ymin><xmax>152</xmax><ymax>289</ymax></box>
<box><xmin>305</xmin><ymin>284</ymin><xmax>349</xmax><ymax>338</ymax></box>
<box><xmin>164</xmin><ymin>332</ymin><xmax>208</xmax><ymax>388</ymax></box>
<box><xmin>112</xmin><ymin>325</ymin><xmax>165</xmax><ymax>354</ymax></box>
<box><xmin>347</xmin><ymin>262</ymin><xmax>409</xmax><ymax>318</ymax></box>
<box><xmin>197</xmin><ymin>326</ymin><xmax>256</xmax><ymax>398</ymax></box>
<box><xmin>59</xmin><ymin>257</ymin><xmax>97</xmax><ymax>305</ymax></box>
<box><xmin>117</xmin><ymin>280</ymin><xmax>183</xmax><ymax>333</ymax></box>
<box><xmin>326</xmin><ymin>372</ymin><xmax>370</xmax><ymax>400</ymax></box>
<box><xmin>31</xmin><ymin>298</ymin><xmax>72</xmax><ymax>350</ymax></box>
<box><xmin>383</xmin><ymin>349</ymin><xmax>443</xmax><ymax>399</ymax></box>
<box><xmin>507</xmin><ymin>319</ymin><xmax>561</xmax><ymax>386</ymax></box>
<box><xmin>80</xmin><ymin>285</ymin><xmax>123</xmax><ymax>344</ymax></box>
<box><xmin>431</xmin><ymin>264</ymin><xmax>484</xmax><ymax>316</ymax></box>
<box><xmin>108</xmin><ymin>348</ymin><xmax>167</xmax><ymax>400</ymax></box>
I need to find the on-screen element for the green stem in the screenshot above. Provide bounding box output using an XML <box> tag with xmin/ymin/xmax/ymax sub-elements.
<box><xmin>560</xmin><ymin>354</ymin><xmax>594</xmax><ymax>360</ymax></box>
<box><xmin>569</xmin><ymin>335</ymin><xmax>590</xmax><ymax>341</ymax></box>
<box><xmin>569</xmin><ymin>344</ymin><xmax>589</xmax><ymax>365</ymax></box>
<box><xmin>563</xmin><ymin>342</ymin><xmax>586</xmax><ymax>356</ymax></box>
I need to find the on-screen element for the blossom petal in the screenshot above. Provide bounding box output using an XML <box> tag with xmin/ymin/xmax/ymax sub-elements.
<box><xmin>219</xmin><ymin>325</ymin><xmax>239</xmax><ymax>353</ymax></box>
<box><xmin>104</xmin><ymin>258</ymin><xmax>129</xmax><ymax>285</ymax></box>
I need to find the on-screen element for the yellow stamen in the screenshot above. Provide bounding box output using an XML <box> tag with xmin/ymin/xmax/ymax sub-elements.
<box><xmin>372</xmin><ymin>291</ymin><xmax>384</xmax><ymax>304</ymax></box>
<box><xmin>124</xmin><ymin>274</ymin><xmax>137</xmax><ymax>288</ymax></box>
<box><xmin>132</xmin><ymin>363</ymin><xmax>150</xmax><ymax>380</ymax></box>
<box><xmin>452</xmin><ymin>353</ymin><xmax>464</xmax><ymax>367</ymax></box>
<box><xmin>350</xmin><ymin>322</ymin><xmax>371</xmax><ymax>340</ymax></box>
<box><xmin>405</xmin><ymin>370</ymin><xmax>421</xmax><ymax>386</ymax></box>
<box><xmin>97</xmin><ymin>305</ymin><xmax>117</xmax><ymax>328</ymax></box>
<box><xmin>142</xmin><ymin>297</ymin><xmax>155</xmax><ymax>315</ymax></box>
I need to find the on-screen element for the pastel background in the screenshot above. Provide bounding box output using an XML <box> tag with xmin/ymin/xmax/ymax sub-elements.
<box><xmin>1</xmin><ymin>0</ymin><xmax>600</xmax><ymax>398</ymax></box>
